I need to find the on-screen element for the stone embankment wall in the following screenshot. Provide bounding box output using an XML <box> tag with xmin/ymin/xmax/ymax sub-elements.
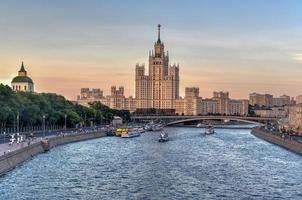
<box><xmin>0</xmin><ymin>131</ymin><xmax>106</xmax><ymax>176</ymax></box>
<box><xmin>251</xmin><ymin>127</ymin><xmax>302</xmax><ymax>155</ymax></box>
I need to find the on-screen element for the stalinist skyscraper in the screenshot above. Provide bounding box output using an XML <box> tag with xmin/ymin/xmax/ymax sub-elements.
<box><xmin>135</xmin><ymin>25</ymin><xmax>180</xmax><ymax>111</ymax></box>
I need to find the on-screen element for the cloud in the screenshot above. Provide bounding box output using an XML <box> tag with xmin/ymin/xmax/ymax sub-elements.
<box><xmin>293</xmin><ymin>53</ymin><xmax>302</xmax><ymax>63</ymax></box>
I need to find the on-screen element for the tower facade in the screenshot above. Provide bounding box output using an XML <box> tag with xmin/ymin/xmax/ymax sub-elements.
<box><xmin>135</xmin><ymin>25</ymin><xmax>179</xmax><ymax>110</ymax></box>
<box><xmin>135</xmin><ymin>64</ymin><xmax>152</xmax><ymax>109</ymax></box>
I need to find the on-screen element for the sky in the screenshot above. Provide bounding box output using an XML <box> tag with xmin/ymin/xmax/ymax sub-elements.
<box><xmin>0</xmin><ymin>0</ymin><xmax>302</xmax><ymax>100</ymax></box>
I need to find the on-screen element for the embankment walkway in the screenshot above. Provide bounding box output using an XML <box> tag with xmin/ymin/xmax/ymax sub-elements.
<box><xmin>251</xmin><ymin>127</ymin><xmax>302</xmax><ymax>155</ymax></box>
<box><xmin>0</xmin><ymin>131</ymin><xmax>106</xmax><ymax>176</ymax></box>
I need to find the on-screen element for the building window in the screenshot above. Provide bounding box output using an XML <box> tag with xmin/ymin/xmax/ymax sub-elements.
<box><xmin>24</xmin><ymin>86</ymin><xmax>27</xmax><ymax>90</ymax></box>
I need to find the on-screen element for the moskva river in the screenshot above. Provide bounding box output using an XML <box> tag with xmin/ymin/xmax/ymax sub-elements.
<box><xmin>0</xmin><ymin>127</ymin><xmax>301</xmax><ymax>200</ymax></box>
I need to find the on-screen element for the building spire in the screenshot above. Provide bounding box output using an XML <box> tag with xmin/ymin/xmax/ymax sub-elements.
<box><xmin>157</xmin><ymin>24</ymin><xmax>161</xmax><ymax>43</ymax></box>
<box><xmin>19</xmin><ymin>61</ymin><xmax>26</xmax><ymax>72</ymax></box>
<box><xmin>18</xmin><ymin>61</ymin><xmax>27</xmax><ymax>76</ymax></box>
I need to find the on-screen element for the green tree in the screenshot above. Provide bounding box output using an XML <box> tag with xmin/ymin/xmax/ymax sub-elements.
<box><xmin>0</xmin><ymin>84</ymin><xmax>129</xmax><ymax>129</ymax></box>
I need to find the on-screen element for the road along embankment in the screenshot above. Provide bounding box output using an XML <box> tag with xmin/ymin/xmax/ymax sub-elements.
<box><xmin>0</xmin><ymin>131</ymin><xmax>106</xmax><ymax>176</ymax></box>
<box><xmin>251</xmin><ymin>127</ymin><xmax>302</xmax><ymax>156</ymax></box>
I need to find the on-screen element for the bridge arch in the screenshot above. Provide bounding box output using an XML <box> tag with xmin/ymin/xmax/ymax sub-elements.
<box><xmin>166</xmin><ymin>117</ymin><xmax>263</xmax><ymax>126</ymax></box>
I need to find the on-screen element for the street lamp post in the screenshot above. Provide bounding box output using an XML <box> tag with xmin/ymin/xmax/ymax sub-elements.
<box><xmin>64</xmin><ymin>114</ymin><xmax>67</xmax><ymax>132</ymax></box>
<box><xmin>3</xmin><ymin>131</ymin><xmax>6</xmax><ymax>143</ymax></box>
<box><xmin>43</xmin><ymin>115</ymin><xmax>46</xmax><ymax>138</ymax></box>
<box><xmin>17</xmin><ymin>112</ymin><xmax>19</xmax><ymax>134</ymax></box>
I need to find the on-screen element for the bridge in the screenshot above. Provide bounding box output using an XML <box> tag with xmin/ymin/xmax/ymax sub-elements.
<box><xmin>131</xmin><ymin>115</ymin><xmax>280</xmax><ymax>126</ymax></box>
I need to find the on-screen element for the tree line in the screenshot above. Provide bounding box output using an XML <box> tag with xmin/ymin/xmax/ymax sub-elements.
<box><xmin>0</xmin><ymin>84</ymin><xmax>130</xmax><ymax>130</ymax></box>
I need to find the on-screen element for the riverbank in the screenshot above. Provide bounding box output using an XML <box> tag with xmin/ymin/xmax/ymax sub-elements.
<box><xmin>0</xmin><ymin>131</ymin><xmax>106</xmax><ymax>176</ymax></box>
<box><xmin>251</xmin><ymin>127</ymin><xmax>302</xmax><ymax>155</ymax></box>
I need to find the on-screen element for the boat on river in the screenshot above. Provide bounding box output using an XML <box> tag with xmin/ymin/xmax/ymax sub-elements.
<box><xmin>152</xmin><ymin>124</ymin><xmax>164</xmax><ymax>132</ymax></box>
<box><xmin>158</xmin><ymin>131</ymin><xmax>169</xmax><ymax>142</ymax></box>
<box><xmin>205</xmin><ymin>125</ymin><xmax>214</xmax><ymax>135</ymax></box>
<box><xmin>115</xmin><ymin>128</ymin><xmax>128</xmax><ymax>137</ymax></box>
<box><xmin>144</xmin><ymin>124</ymin><xmax>153</xmax><ymax>131</ymax></box>
<box><xmin>197</xmin><ymin>123</ymin><xmax>203</xmax><ymax>128</ymax></box>
<box><xmin>121</xmin><ymin>128</ymin><xmax>142</xmax><ymax>138</ymax></box>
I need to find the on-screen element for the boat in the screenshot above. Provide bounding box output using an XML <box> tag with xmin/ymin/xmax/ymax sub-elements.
<box><xmin>144</xmin><ymin>124</ymin><xmax>152</xmax><ymax>131</ymax></box>
<box><xmin>130</xmin><ymin>126</ymin><xmax>145</xmax><ymax>134</ymax></box>
<box><xmin>205</xmin><ymin>124</ymin><xmax>214</xmax><ymax>135</ymax></box>
<box><xmin>196</xmin><ymin>123</ymin><xmax>203</xmax><ymax>128</ymax></box>
<box><xmin>158</xmin><ymin>131</ymin><xmax>169</xmax><ymax>142</ymax></box>
<box><xmin>138</xmin><ymin>127</ymin><xmax>145</xmax><ymax>134</ymax></box>
<box><xmin>121</xmin><ymin>128</ymin><xmax>141</xmax><ymax>138</ymax></box>
<box><xmin>115</xmin><ymin>128</ymin><xmax>128</xmax><ymax>137</ymax></box>
<box><xmin>223</xmin><ymin>119</ymin><xmax>230</xmax><ymax>123</ymax></box>
<box><xmin>152</xmin><ymin>124</ymin><xmax>163</xmax><ymax>131</ymax></box>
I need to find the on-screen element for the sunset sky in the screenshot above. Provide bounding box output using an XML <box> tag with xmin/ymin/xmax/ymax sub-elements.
<box><xmin>0</xmin><ymin>0</ymin><xmax>302</xmax><ymax>100</ymax></box>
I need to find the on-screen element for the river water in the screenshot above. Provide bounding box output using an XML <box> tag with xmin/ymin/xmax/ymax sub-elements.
<box><xmin>0</xmin><ymin>127</ymin><xmax>301</xmax><ymax>200</ymax></box>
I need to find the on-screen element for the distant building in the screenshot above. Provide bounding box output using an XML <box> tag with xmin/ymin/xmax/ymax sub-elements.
<box><xmin>213</xmin><ymin>91</ymin><xmax>230</xmax><ymax>115</ymax></box>
<box><xmin>254</xmin><ymin>108</ymin><xmax>287</xmax><ymax>118</ymax></box>
<box><xmin>78</xmin><ymin>88</ymin><xmax>103</xmax><ymax>100</ymax></box>
<box><xmin>174</xmin><ymin>98</ymin><xmax>185</xmax><ymax>115</ymax></box>
<box><xmin>124</xmin><ymin>96</ymin><xmax>136</xmax><ymax>113</ymax></box>
<box><xmin>77</xmin><ymin>86</ymin><xmax>136</xmax><ymax>112</ymax></box>
<box><xmin>288</xmin><ymin>105</ymin><xmax>302</xmax><ymax>134</ymax></box>
<box><xmin>11</xmin><ymin>62</ymin><xmax>34</xmax><ymax>93</ymax></box>
<box><xmin>173</xmin><ymin>87</ymin><xmax>202</xmax><ymax>116</ymax></box>
<box><xmin>272</xmin><ymin>95</ymin><xmax>291</xmax><ymax>107</ymax></box>
<box><xmin>109</xmin><ymin>86</ymin><xmax>125</xmax><ymax>110</ymax></box>
<box><xmin>184</xmin><ymin>87</ymin><xmax>202</xmax><ymax>115</ymax></box>
<box><xmin>201</xmin><ymin>98</ymin><xmax>218</xmax><ymax>115</ymax></box>
<box><xmin>174</xmin><ymin>89</ymin><xmax>248</xmax><ymax>116</ymax></box>
<box><xmin>212</xmin><ymin>91</ymin><xmax>248</xmax><ymax>116</ymax></box>
<box><xmin>77</xmin><ymin>88</ymin><xmax>104</xmax><ymax>106</ymax></box>
<box><xmin>249</xmin><ymin>93</ymin><xmax>273</xmax><ymax>107</ymax></box>
<box><xmin>290</xmin><ymin>97</ymin><xmax>296</xmax><ymax>105</ymax></box>
<box><xmin>229</xmin><ymin>99</ymin><xmax>249</xmax><ymax>116</ymax></box>
<box><xmin>296</xmin><ymin>95</ymin><xmax>302</xmax><ymax>104</ymax></box>
<box><xmin>249</xmin><ymin>93</ymin><xmax>292</xmax><ymax>108</ymax></box>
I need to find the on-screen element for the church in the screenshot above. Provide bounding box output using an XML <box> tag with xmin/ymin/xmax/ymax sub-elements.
<box><xmin>11</xmin><ymin>62</ymin><xmax>34</xmax><ymax>93</ymax></box>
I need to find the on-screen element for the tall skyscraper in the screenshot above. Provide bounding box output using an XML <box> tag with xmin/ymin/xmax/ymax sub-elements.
<box><xmin>135</xmin><ymin>24</ymin><xmax>179</xmax><ymax>110</ymax></box>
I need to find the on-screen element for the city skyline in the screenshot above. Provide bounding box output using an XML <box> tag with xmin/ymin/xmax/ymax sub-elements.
<box><xmin>1</xmin><ymin>2</ymin><xmax>302</xmax><ymax>199</ymax></box>
<box><xmin>1</xmin><ymin>0</ymin><xmax>302</xmax><ymax>99</ymax></box>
